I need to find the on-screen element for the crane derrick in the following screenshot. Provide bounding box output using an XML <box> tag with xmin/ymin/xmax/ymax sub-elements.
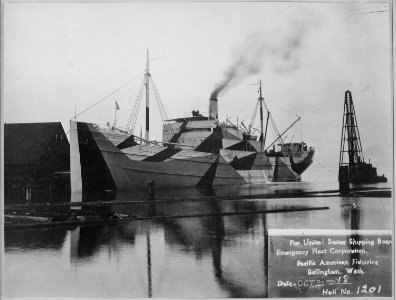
<box><xmin>338</xmin><ymin>90</ymin><xmax>387</xmax><ymax>190</ymax></box>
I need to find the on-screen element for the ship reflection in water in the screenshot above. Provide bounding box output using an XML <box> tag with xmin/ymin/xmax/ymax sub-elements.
<box><xmin>4</xmin><ymin>169</ymin><xmax>392</xmax><ymax>298</ymax></box>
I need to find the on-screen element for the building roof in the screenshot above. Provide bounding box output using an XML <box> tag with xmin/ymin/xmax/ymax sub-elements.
<box><xmin>4</xmin><ymin>122</ymin><xmax>68</xmax><ymax>165</ymax></box>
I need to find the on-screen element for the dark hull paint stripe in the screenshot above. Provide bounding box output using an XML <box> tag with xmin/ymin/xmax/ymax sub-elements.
<box><xmin>169</xmin><ymin>121</ymin><xmax>189</xmax><ymax>143</ymax></box>
<box><xmin>194</xmin><ymin>126</ymin><xmax>223</xmax><ymax>154</ymax></box>
<box><xmin>225</xmin><ymin>140</ymin><xmax>256</xmax><ymax>152</ymax></box>
<box><xmin>290</xmin><ymin>150</ymin><xmax>315</xmax><ymax>175</ymax></box>
<box><xmin>116</xmin><ymin>135</ymin><xmax>138</xmax><ymax>150</ymax></box>
<box><xmin>77</xmin><ymin>122</ymin><xmax>117</xmax><ymax>191</ymax></box>
<box><xmin>196</xmin><ymin>155</ymin><xmax>220</xmax><ymax>187</ymax></box>
<box><xmin>143</xmin><ymin>147</ymin><xmax>182</xmax><ymax>162</ymax></box>
<box><xmin>230</xmin><ymin>153</ymin><xmax>258</xmax><ymax>170</ymax></box>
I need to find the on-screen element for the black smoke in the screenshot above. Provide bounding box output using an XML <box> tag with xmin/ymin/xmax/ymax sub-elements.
<box><xmin>210</xmin><ymin>18</ymin><xmax>317</xmax><ymax>99</ymax></box>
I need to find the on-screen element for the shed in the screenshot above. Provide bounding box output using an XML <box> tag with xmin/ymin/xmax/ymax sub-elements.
<box><xmin>4</xmin><ymin>122</ymin><xmax>70</xmax><ymax>185</ymax></box>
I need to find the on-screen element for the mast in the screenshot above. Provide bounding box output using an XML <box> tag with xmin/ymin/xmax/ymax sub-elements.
<box><xmin>145</xmin><ymin>49</ymin><xmax>150</xmax><ymax>143</ymax></box>
<box><xmin>114</xmin><ymin>101</ymin><xmax>117</xmax><ymax>128</ymax></box>
<box><xmin>259</xmin><ymin>80</ymin><xmax>264</xmax><ymax>151</ymax></box>
<box><xmin>263</xmin><ymin>111</ymin><xmax>269</xmax><ymax>150</ymax></box>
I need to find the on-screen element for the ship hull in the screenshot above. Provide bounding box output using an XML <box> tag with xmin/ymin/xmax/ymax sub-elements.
<box><xmin>70</xmin><ymin>121</ymin><xmax>314</xmax><ymax>191</ymax></box>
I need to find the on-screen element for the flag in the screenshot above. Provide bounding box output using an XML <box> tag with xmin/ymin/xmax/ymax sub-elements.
<box><xmin>115</xmin><ymin>102</ymin><xmax>120</xmax><ymax>110</ymax></box>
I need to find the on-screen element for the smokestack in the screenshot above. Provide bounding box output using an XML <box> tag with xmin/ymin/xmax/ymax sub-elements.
<box><xmin>209</xmin><ymin>97</ymin><xmax>218</xmax><ymax>120</ymax></box>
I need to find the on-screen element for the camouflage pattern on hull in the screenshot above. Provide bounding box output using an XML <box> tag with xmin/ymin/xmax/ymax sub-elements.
<box><xmin>71</xmin><ymin>121</ymin><xmax>314</xmax><ymax>191</ymax></box>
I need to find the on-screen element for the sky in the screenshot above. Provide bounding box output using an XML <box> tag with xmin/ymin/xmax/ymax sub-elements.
<box><xmin>3</xmin><ymin>1</ymin><xmax>392</xmax><ymax>176</ymax></box>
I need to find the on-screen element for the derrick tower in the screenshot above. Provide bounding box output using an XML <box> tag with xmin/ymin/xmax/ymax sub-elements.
<box><xmin>339</xmin><ymin>90</ymin><xmax>364</xmax><ymax>168</ymax></box>
<box><xmin>338</xmin><ymin>90</ymin><xmax>387</xmax><ymax>187</ymax></box>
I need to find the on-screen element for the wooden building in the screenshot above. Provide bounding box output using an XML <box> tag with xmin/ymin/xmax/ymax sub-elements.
<box><xmin>4</xmin><ymin>122</ymin><xmax>70</xmax><ymax>201</ymax></box>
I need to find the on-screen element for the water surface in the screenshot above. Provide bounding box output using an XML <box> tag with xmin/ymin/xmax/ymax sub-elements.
<box><xmin>5</xmin><ymin>167</ymin><xmax>393</xmax><ymax>298</ymax></box>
